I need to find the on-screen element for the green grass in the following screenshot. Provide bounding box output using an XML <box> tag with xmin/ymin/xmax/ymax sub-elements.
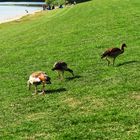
<box><xmin>0</xmin><ymin>0</ymin><xmax>140</xmax><ymax>139</ymax></box>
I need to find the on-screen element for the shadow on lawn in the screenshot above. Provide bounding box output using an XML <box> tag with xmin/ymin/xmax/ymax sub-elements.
<box><xmin>76</xmin><ymin>0</ymin><xmax>91</xmax><ymax>3</ymax></box>
<box><xmin>45</xmin><ymin>88</ymin><xmax>67</xmax><ymax>94</ymax></box>
<box><xmin>117</xmin><ymin>60</ymin><xmax>140</xmax><ymax>67</ymax></box>
<box><xmin>66</xmin><ymin>75</ymin><xmax>82</xmax><ymax>81</ymax></box>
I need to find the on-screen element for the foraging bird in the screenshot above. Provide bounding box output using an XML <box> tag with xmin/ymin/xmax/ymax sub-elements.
<box><xmin>27</xmin><ymin>71</ymin><xmax>51</xmax><ymax>95</ymax></box>
<box><xmin>25</xmin><ymin>10</ymin><xmax>28</xmax><ymax>13</ymax></box>
<box><xmin>52</xmin><ymin>61</ymin><xmax>74</xmax><ymax>79</ymax></box>
<box><xmin>101</xmin><ymin>43</ymin><xmax>127</xmax><ymax>66</ymax></box>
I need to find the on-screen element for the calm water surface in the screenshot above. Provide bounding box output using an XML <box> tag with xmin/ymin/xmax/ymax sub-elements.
<box><xmin>0</xmin><ymin>2</ymin><xmax>44</xmax><ymax>22</ymax></box>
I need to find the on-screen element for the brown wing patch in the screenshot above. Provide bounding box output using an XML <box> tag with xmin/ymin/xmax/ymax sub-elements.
<box><xmin>108</xmin><ymin>48</ymin><xmax>114</xmax><ymax>52</ymax></box>
<box><xmin>38</xmin><ymin>73</ymin><xmax>46</xmax><ymax>81</ymax></box>
<box><xmin>31</xmin><ymin>71</ymin><xmax>43</xmax><ymax>77</ymax></box>
<box><xmin>31</xmin><ymin>71</ymin><xmax>47</xmax><ymax>82</ymax></box>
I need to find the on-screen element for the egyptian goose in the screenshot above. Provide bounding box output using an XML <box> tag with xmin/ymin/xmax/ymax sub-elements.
<box><xmin>27</xmin><ymin>71</ymin><xmax>51</xmax><ymax>94</ymax></box>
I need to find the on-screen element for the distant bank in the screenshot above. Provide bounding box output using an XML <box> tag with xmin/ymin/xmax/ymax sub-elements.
<box><xmin>0</xmin><ymin>2</ymin><xmax>46</xmax><ymax>6</ymax></box>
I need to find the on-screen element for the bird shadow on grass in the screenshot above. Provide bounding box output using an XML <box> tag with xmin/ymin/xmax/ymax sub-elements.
<box><xmin>65</xmin><ymin>75</ymin><xmax>82</xmax><ymax>81</ymax></box>
<box><xmin>45</xmin><ymin>88</ymin><xmax>67</xmax><ymax>94</ymax></box>
<box><xmin>117</xmin><ymin>60</ymin><xmax>140</xmax><ymax>67</ymax></box>
<box><xmin>77</xmin><ymin>0</ymin><xmax>91</xmax><ymax>3</ymax></box>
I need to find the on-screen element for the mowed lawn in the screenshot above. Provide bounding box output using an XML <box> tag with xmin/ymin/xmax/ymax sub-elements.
<box><xmin>0</xmin><ymin>0</ymin><xmax>140</xmax><ymax>139</ymax></box>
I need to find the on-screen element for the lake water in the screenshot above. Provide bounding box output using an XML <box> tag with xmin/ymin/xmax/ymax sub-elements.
<box><xmin>0</xmin><ymin>2</ymin><xmax>45</xmax><ymax>23</ymax></box>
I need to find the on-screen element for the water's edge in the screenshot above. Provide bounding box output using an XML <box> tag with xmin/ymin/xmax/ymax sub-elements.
<box><xmin>0</xmin><ymin>10</ymin><xmax>42</xmax><ymax>24</ymax></box>
<box><xmin>0</xmin><ymin>2</ymin><xmax>44</xmax><ymax>24</ymax></box>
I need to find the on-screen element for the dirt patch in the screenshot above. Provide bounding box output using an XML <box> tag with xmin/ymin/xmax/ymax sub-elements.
<box><xmin>26</xmin><ymin>112</ymin><xmax>46</xmax><ymax>121</ymax></box>
<box><xmin>63</xmin><ymin>97</ymin><xmax>82</xmax><ymax>108</ymax></box>
<box><xmin>132</xmin><ymin>95</ymin><xmax>140</xmax><ymax>100</ymax></box>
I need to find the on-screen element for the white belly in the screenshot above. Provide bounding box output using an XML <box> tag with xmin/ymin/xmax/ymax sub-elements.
<box><xmin>29</xmin><ymin>76</ymin><xmax>41</xmax><ymax>84</ymax></box>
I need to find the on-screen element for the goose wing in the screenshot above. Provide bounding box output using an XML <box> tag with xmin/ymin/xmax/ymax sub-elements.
<box><xmin>29</xmin><ymin>71</ymin><xmax>47</xmax><ymax>84</ymax></box>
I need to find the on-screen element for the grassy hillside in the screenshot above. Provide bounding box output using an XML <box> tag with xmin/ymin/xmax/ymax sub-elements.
<box><xmin>0</xmin><ymin>0</ymin><xmax>140</xmax><ymax>139</ymax></box>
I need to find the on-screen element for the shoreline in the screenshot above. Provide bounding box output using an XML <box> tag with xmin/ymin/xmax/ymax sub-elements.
<box><xmin>0</xmin><ymin>9</ymin><xmax>42</xmax><ymax>24</ymax></box>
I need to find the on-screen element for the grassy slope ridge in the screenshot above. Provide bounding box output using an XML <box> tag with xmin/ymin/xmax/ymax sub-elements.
<box><xmin>0</xmin><ymin>0</ymin><xmax>140</xmax><ymax>139</ymax></box>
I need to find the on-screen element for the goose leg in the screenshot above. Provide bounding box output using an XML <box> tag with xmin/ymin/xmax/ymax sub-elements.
<box><xmin>57</xmin><ymin>71</ymin><xmax>61</xmax><ymax>79</ymax></box>
<box><xmin>113</xmin><ymin>58</ymin><xmax>116</xmax><ymax>66</ymax></box>
<box><xmin>61</xmin><ymin>71</ymin><xmax>64</xmax><ymax>80</ymax></box>
<box><xmin>34</xmin><ymin>85</ymin><xmax>38</xmax><ymax>95</ymax></box>
<box><xmin>39</xmin><ymin>83</ymin><xmax>46</xmax><ymax>95</ymax></box>
<box><xmin>106</xmin><ymin>58</ymin><xmax>110</xmax><ymax>66</ymax></box>
<box><xmin>42</xmin><ymin>83</ymin><xmax>46</xmax><ymax>95</ymax></box>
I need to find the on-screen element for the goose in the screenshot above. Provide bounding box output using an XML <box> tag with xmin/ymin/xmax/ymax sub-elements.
<box><xmin>52</xmin><ymin>61</ymin><xmax>74</xmax><ymax>79</ymax></box>
<box><xmin>27</xmin><ymin>71</ymin><xmax>51</xmax><ymax>94</ymax></box>
<box><xmin>101</xmin><ymin>43</ymin><xmax>127</xmax><ymax>66</ymax></box>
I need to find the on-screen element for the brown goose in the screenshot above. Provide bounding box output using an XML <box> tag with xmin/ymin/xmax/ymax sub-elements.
<box><xmin>52</xmin><ymin>61</ymin><xmax>74</xmax><ymax>79</ymax></box>
<box><xmin>101</xmin><ymin>43</ymin><xmax>127</xmax><ymax>66</ymax></box>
